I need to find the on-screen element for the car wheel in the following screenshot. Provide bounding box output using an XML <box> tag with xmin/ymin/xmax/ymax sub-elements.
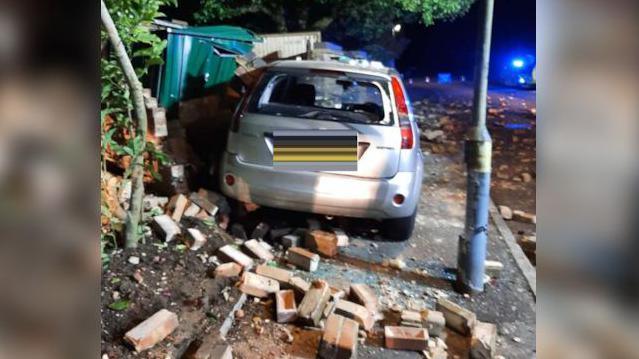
<box><xmin>382</xmin><ymin>210</ymin><xmax>417</xmax><ymax>241</ymax></box>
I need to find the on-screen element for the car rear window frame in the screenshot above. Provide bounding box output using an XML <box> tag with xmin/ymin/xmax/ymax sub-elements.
<box><xmin>246</xmin><ymin>67</ymin><xmax>396</xmax><ymax>126</ymax></box>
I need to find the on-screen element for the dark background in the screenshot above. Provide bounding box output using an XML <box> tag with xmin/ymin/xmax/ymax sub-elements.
<box><xmin>397</xmin><ymin>0</ymin><xmax>536</xmax><ymax>80</ymax></box>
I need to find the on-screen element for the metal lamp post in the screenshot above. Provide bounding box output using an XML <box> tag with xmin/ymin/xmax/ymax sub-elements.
<box><xmin>457</xmin><ymin>0</ymin><xmax>495</xmax><ymax>294</ymax></box>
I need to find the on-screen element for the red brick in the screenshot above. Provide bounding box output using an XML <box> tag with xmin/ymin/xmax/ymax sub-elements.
<box><xmin>305</xmin><ymin>230</ymin><xmax>338</xmax><ymax>257</ymax></box>
<box><xmin>189</xmin><ymin>192</ymin><xmax>219</xmax><ymax>216</ymax></box>
<box><xmin>401</xmin><ymin>310</ymin><xmax>422</xmax><ymax>323</ymax></box>
<box><xmin>183</xmin><ymin>202</ymin><xmax>201</xmax><ymax>217</ymax></box>
<box><xmin>436</xmin><ymin>298</ymin><xmax>477</xmax><ymax>336</ymax></box>
<box><xmin>239</xmin><ymin>272</ymin><xmax>279</xmax><ymax>298</ymax></box>
<box><xmin>275</xmin><ymin>290</ymin><xmax>298</xmax><ymax>323</ymax></box>
<box><xmin>333</xmin><ymin>300</ymin><xmax>375</xmax><ymax>332</ymax></box>
<box><xmin>186</xmin><ymin>228</ymin><xmax>207</xmax><ymax>251</ymax></box>
<box><xmin>298</xmin><ymin>279</ymin><xmax>331</xmax><ymax>326</ymax></box>
<box><xmin>318</xmin><ymin>314</ymin><xmax>359</xmax><ymax>359</ymax></box>
<box><xmin>384</xmin><ymin>326</ymin><xmax>429</xmax><ymax>351</ymax></box>
<box><xmin>242</xmin><ymin>239</ymin><xmax>274</xmax><ymax>262</ymax></box>
<box><xmin>333</xmin><ymin>228</ymin><xmax>350</xmax><ymax>247</ymax></box>
<box><xmin>171</xmin><ymin>194</ymin><xmax>189</xmax><ymax>222</ymax></box>
<box><xmin>214</xmin><ymin>262</ymin><xmax>242</xmax><ymax>278</ymax></box>
<box><xmin>470</xmin><ymin>321</ymin><xmax>497</xmax><ymax>359</ymax></box>
<box><xmin>512</xmin><ymin>210</ymin><xmax>536</xmax><ymax>224</ymax></box>
<box><xmin>152</xmin><ymin>214</ymin><xmax>181</xmax><ymax>242</ymax></box>
<box><xmin>421</xmin><ymin>309</ymin><xmax>445</xmax><ymax>337</ymax></box>
<box><xmin>289</xmin><ymin>276</ymin><xmax>311</xmax><ymax>300</ymax></box>
<box><xmin>217</xmin><ymin>245</ymin><xmax>254</xmax><ymax>269</ymax></box>
<box><xmin>256</xmin><ymin>264</ymin><xmax>293</xmax><ymax>284</ymax></box>
<box><xmin>124</xmin><ymin>309</ymin><xmax>178</xmax><ymax>352</ymax></box>
<box><xmin>286</xmin><ymin>247</ymin><xmax>320</xmax><ymax>272</ymax></box>
<box><xmin>349</xmin><ymin>284</ymin><xmax>379</xmax><ymax>315</ymax></box>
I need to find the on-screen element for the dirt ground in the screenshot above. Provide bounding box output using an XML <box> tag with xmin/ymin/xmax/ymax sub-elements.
<box><xmin>100</xmin><ymin>218</ymin><xmax>240</xmax><ymax>358</ymax></box>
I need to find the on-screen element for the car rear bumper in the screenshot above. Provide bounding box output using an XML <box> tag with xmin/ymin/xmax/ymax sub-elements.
<box><xmin>220</xmin><ymin>152</ymin><xmax>422</xmax><ymax>219</ymax></box>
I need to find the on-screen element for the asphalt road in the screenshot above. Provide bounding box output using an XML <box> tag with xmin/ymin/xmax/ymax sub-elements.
<box><xmin>228</xmin><ymin>82</ymin><xmax>537</xmax><ymax>358</ymax></box>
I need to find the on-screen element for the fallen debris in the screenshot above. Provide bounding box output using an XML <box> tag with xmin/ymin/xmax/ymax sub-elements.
<box><xmin>239</xmin><ymin>272</ymin><xmax>280</xmax><ymax>298</ymax></box>
<box><xmin>349</xmin><ymin>284</ymin><xmax>379</xmax><ymax>317</ymax></box>
<box><xmin>470</xmin><ymin>321</ymin><xmax>497</xmax><ymax>359</ymax></box>
<box><xmin>243</xmin><ymin>239</ymin><xmax>275</xmax><ymax>262</ymax></box>
<box><xmin>318</xmin><ymin>314</ymin><xmax>359</xmax><ymax>359</ymax></box>
<box><xmin>400</xmin><ymin>310</ymin><xmax>422</xmax><ymax>328</ymax></box>
<box><xmin>333</xmin><ymin>228</ymin><xmax>350</xmax><ymax>247</ymax></box>
<box><xmin>256</xmin><ymin>264</ymin><xmax>293</xmax><ymax>284</ymax></box>
<box><xmin>426</xmin><ymin>337</ymin><xmax>448</xmax><ymax>359</ymax></box>
<box><xmin>484</xmin><ymin>260</ymin><xmax>504</xmax><ymax>278</ymax></box>
<box><xmin>286</xmin><ymin>247</ymin><xmax>320</xmax><ymax>272</ymax></box>
<box><xmin>289</xmin><ymin>276</ymin><xmax>311</xmax><ymax>298</ymax></box>
<box><xmin>214</xmin><ymin>262</ymin><xmax>243</xmax><ymax>278</ymax></box>
<box><xmin>275</xmin><ymin>289</ymin><xmax>298</xmax><ymax>323</ymax></box>
<box><xmin>436</xmin><ymin>298</ymin><xmax>477</xmax><ymax>336</ymax></box>
<box><xmin>388</xmin><ymin>257</ymin><xmax>407</xmax><ymax>270</ymax></box>
<box><xmin>124</xmin><ymin>309</ymin><xmax>178</xmax><ymax>352</ymax></box>
<box><xmin>422</xmin><ymin>129</ymin><xmax>445</xmax><ymax>142</ymax></box>
<box><xmin>298</xmin><ymin>279</ymin><xmax>331</xmax><ymax>327</ymax></box>
<box><xmin>281</xmin><ymin>234</ymin><xmax>301</xmax><ymax>249</ymax></box>
<box><xmin>186</xmin><ymin>228</ymin><xmax>207</xmax><ymax>251</ymax></box>
<box><xmin>189</xmin><ymin>192</ymin><xmax>219</xmax><ymax>216</ymax></box>
<box><xmin>384</xmin><ymin>326</ymin><xmax>429</xmax><ymax>351</ymax></box>
<box><xmin>333</xmin><ymin>300</ymin><xmax>375</xmax><ymax>332</ymax></box>
<box><xmin>305</xmin><ymin>230</ymin><xmax>338</xmax><ymax>257</ymax></box>
<box><xmin>498</xmin><ymin>205</ymin><xmax>512</xmax><ymax>220</ymax></box>
<box><xmin>421</xmin><ymin>309</ymin><xmax>445</xmax><ymax>337</ymax></box>
<box><xmin>512</xmin><ymin>210</ymin><xmax>536</xmax><ymax>224</ymax></box>
<box><xmin>184</xmin><ymin>202</ymin><xmax>201</xmax><ymax>217</ymax></box>
<box><xmin>218</xmin><ymin>245</ymin><xmax>255</xmax><ymax>269</ymax></box>
<box><xmin>152</xmin><ymin>214</ymin><xmax>181</xmax><ymax>242</ymax></box>
<box><xmin>171</xmin><ymin>194</ymin><xmax>189</xmax><ymax>222</ymax></box>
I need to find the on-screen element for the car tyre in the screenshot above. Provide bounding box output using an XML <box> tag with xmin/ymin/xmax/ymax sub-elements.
<box><xmin>382</xmin><ymin>210</ymin><xmax>417</xmax><ymax>241</ymax></box>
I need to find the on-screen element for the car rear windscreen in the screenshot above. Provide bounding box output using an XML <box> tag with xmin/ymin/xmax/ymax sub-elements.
<box><xmin>247</xmin><ymin>69</ymin><xmax>394</xmax><ymax>125</ymax></box>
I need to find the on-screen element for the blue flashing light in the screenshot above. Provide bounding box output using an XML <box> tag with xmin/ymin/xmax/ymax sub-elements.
<box><xmin>518</xmin><ymin>76</ymin><xmax>526</xmax><ymax>84</ymax></box>
<box><xmin>512</xmin><ymin>59</ymin><xmax>525</xmax><ymax>68</ymax></box>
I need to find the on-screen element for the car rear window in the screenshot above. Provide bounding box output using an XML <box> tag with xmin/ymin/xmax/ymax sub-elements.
<box><xmin>247</xmin><ymin>69</ymin><xmax>394</xmax><ymax>125</ymax></box>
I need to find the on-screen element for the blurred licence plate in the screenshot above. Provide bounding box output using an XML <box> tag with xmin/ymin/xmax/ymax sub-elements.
<box><xmin>272</xmin><ymin>130</ymin><xmax>357</xmax><ymax>171</ymax></box>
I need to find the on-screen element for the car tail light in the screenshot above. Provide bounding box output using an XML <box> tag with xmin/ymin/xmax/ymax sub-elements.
<box><xmin>393</xmin><ymin>194</ymin><xmax>405</xmax><ymax>205</ymax></box>
<box><xmin>391</xmin><ymin>76</ymin><xmax>414</xmax><ymax>149</ymax></box>
<box><xmin>225</xmin><ymin>174</ymin><xmax>235</xmax><ymax>186</ymax></box>
<box><xmin>400</xmin><ymin>123</ymin><xmax>414</xmax><ymax>149</ymax></box>
<box><xmin>391</xmin><ymin>76</ymin><xmax>409</xmax><ymax>116</ymax></box>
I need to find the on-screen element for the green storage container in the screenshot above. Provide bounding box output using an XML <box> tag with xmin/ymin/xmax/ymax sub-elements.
<box><xmin>159</xmin><ymin>25</ymin><xmax>261</xmax><ymax>110</ymax></box>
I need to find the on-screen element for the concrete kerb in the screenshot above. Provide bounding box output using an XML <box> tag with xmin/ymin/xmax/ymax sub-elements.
<box><xmin>219</xmin><ymin>293</ymin><xmax>248</xmax><ymax>339</ymax></box>
<box><xmin>489</xmin><ymin>199</ymin><xmax>536</xmax><ymax>297</ymax></box>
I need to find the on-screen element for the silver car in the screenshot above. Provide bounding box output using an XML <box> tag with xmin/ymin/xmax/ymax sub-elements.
<box><xmin>220</xmin><ymin>60</ymin><xmax>423</xmax><ymax>240</ymax></box>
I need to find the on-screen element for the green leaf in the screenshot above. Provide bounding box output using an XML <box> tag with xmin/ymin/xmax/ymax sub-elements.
<box><xmin>108</xmin><ymin>299</ymin><xmax>130</xmax><ymax>311</ymax></box>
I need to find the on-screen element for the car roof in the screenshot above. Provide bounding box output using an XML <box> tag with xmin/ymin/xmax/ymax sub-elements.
<box><xmin>268</xmin><ymin>60</ymin><xmax>397</xmax><ymax>79</ymax></box>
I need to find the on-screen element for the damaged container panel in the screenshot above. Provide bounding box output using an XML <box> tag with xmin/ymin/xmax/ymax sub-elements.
<box><xmin>159</xmin><ymin>25</ymin><xmax>262</xmax><ymax>111</ymax></box>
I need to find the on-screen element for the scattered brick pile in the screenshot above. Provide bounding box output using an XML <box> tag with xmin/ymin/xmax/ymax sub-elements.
<box><xmin>209</xmin><ymin>222</ymin><xmax>499</xmax><ymax>358</ymax></box>
<box><xmin>115</xmin><ymin>199</ymin><xmax>500</xmax><ymax>358</ymax></box>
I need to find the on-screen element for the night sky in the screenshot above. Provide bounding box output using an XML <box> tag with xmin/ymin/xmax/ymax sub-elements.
<box><xmin>397</xmin><ymin>0</ymin><xmax>536</xmax><ymax>79</ymax></box>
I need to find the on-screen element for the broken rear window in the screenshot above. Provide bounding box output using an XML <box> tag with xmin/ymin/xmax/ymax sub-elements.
<box><xmin>247</xmin><ymin>69</ymin><xmax>393</xmax><ymax>125</ymax></box>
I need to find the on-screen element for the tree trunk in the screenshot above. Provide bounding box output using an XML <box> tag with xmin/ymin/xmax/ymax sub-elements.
<box><xmin>101</xmin><ymin>0</ymin><xmax>147</xmax><ymax>248</ymax></box>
